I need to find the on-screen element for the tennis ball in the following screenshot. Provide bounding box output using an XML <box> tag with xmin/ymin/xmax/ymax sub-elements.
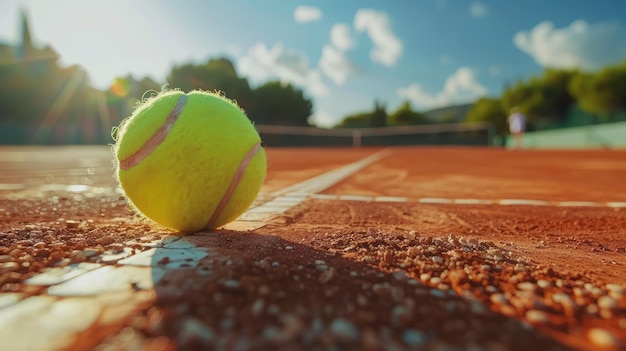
<box><xmin>113</xmin><ymin>90</ymin><xmax>266</xmax><ymax>233</ymax></box>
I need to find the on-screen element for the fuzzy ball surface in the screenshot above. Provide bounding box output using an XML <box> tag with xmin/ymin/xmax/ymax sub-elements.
<box><xmin>114</xmin><ymin>90</ymin><xmax>266</xmax><ymax>232</ymax></box>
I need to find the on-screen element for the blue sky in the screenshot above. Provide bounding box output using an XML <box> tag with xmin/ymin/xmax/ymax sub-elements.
<box><xmin>1</xmin><ymin>0</ymin><xmax>626</xmax><ymax>127</ymax></box>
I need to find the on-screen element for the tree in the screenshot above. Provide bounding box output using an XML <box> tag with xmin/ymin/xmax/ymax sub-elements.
<box><xmin>466</xmin><ymin>97</ymin><xmax>506</xmax><ymax>135</ymax></box>
<box><xmin>334</xmin><ymin>111</ymin><xmax>372</xmax><ymax>128</ymax></box>
<box><xmin>371</xmin><ymin>100</ymin><xmax>387</xmax><ymax>128</ymax></box>
<box><xmin>167</xmin><ymin>58</ymin><xmax>254</xmax><ymax>112</ymax></box>
<box><xmin>248</xmin><ymin>81</ymin><xmax>313</xmax><ymax>126</ymax></box>
<box><xmin>335</xmin><ymin>101</ymin><xmax>391</xmax><ymax>128</ymax></box>
<box><xmin>501</xmin><ymin>69</ymin><xmax>577</xmax><ymax>129</ymax></box>
<box><xmin>388</xmin><ymin>101</ymin><xmax>428</xmax><ymax>126</ymax></box>
<box><xmin>569</xmin><ymin>61</ymin><xmax>626</xmax><ymax>117</ymax></box>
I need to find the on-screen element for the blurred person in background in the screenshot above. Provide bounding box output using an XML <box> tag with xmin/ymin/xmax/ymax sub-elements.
<box><xmin>507</xmin><ymin>107</ymin><xmax>526</xmax><ymax>149</ymax></box>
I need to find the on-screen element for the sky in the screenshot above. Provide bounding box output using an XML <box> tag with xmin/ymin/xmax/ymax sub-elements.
<box><xmin>1</xmin><ymin>0</ymin><xmax>626</xmax><ymax>127</ymax></box>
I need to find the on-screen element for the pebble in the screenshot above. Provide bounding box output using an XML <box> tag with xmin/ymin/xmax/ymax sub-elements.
<box><xmin>490</xmin><ymin>293</ymin><xmax>508</xmax><ymax>305</ymax></box>
<box><xmin>572</xmin><ymin>287</ymin><xmax>586</xmax><ymax>297</ymax></box>
<box><xmin>178</xmin><ymin>317</ymin><xmax>214</xmax><ymax>345</ymax></box>
<box><xmin>552</xmin><ymin>293</ymin><xmax>575</xmax><ymax>310</ymax></box>
<box><xmin>517</xmin><ymin>282</ymin><xmax>536</xmax><ymax>291</ymax></box>
<box><xmin>109</xmin><ymin>244</ymin><xmax>125</xmax><ymax>253</ymax></box>
<box><xmin>65</xmin><ymin>220</ymin><xmax>80</xmax><ymax>228</ymax></box>
<box><xmin>383</xmin><ymin>250</ymin><xmax>395</xmax><ymax>263</ymax></box>
<box><xmin>536</xmin><ymin>279</ymin><xmax>551</xmax><ymax>289</ymax></box>
<box><xmin>318</xmin><ymin>268</ymin><xmax>335</xmax><ymax>284</ymax></box>
<box><xmin>82</xmin><ymin>249</ymin><xmax>100</xmax><ymax>258</ymax></box>
<box><xmin>256</xmin><ymin>259</ymin><xmax>271</xmax><ymax>271</ymax></box>
<box><xmin>599</xmin><ymin>309</ymin><xmax>613</xmax><ymax>320</ymax></box>
<box><xmin>499</xmin><ymin>305</ymin><xmax>516</xmax><ymax>316</ymax></box>
<box><xmin>0</xmin><ymin>262</ymin><xmax>19</xmax><ymax>275</ymax></box>
<box><xmin>487</xmin><ymin>249</ymin><xmax>504</xmax><ymax>261</ymax></box>
<box><xmin>587</xmin><ymin>286</ymin><xmax>604</xmax><ymax>297</ymax></box>
<box><xmin>0</xmin><ymin>272</ymin><xmax>21</xmax><ymax>284</ymax></box>
<box><xmin>597</xmin><ymin>296</ymin><xmax>617</xmax><ymax>310</ymax></box>
<box><xmin>525</xmin><ymin>310</ymin><xmax>549</xmax><ymax>324</ymax></box>
<box><xmin>284</xmin><ymin>246</ymin><xmax>293</xmax><ymax>251</ymax></box>
<box><xmin>587</xmin><ymin>328</ymin><xmax>618</xmax><ymax>348</ymax></box>
<box><xmin>391</xmin><ymin>305</ymin><xmax>411</xmax><ymax>327</ymax></box>
<box><xmin>314</xmin><ymin>260</ymin><xmax>328</xmax><ymax>271</ymax></box>
<box><xmin>330</xmin><ymin>318</ymin><xmax>359</xmax><ymax>341</ymax></box>
<box><xmin>606</xmin><ymin>283</ymin><xmax>624</xmax><ymax>294</ymax></box>
<box><xmin>429</xmin><ymin>277</ymin><xmax>442</xmax><ymax>285</ymax></box>
<box><xmin>402</xmin><ymin>329</ymin><xmax>425</xmax><ymax>346</ymax></box>
<box><xmin>392</xmin><ymin>270</ymin><xmax>408</xmax><ymax>281</ymax></box>
<box><xmin>251</xmin><ymin>299</ymin><xmax>264</xmax><ymax>316</ymax></box>
<box><xmin>222</xmin><ymin>280</ymin><xmax>241</xmax><ymax>290</ymax></box>
<box><xmin>430</xmin><ymin>289</ymin><xmax>445</xmax><ymax>298</ymax></box>
<box><xmin>0</xmin><ymin>255</ymin><xmax>15</xmax><ymax>263</ymax></box>
<box><xmin>586</xmin><ymin>304</ymin><xmax>599</xmax><ymax>315</ymax></box>
<box><xmin>262</xmin><ymin>326</ymin><xmax>284</xmax><ymax>342</ymax></box>
<box><xmin>431</xmin><ymin>256</ymin><xmax>443</xmax><ymax>264</ymax></box>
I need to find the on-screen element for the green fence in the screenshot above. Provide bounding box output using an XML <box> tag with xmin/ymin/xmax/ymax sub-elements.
<box><xmin>507</xmin><ymin>121</ymin><xmax>626</xmax><ymax>149</ymax></box>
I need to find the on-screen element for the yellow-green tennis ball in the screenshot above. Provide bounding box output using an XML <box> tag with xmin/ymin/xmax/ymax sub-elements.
<box><xmin>114</xmin><ymin>90</ymin><xmax>266</xmax><ymax>233</ymax></box>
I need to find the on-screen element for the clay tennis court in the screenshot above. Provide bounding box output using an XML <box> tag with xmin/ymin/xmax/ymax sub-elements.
<box><xmin>1</xmin><ymin>146</ymin><xmax>625</xmax><ymax>350</ymax></box>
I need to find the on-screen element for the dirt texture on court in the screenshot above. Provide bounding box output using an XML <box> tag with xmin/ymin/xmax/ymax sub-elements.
<box><xmin>0</xmin><ymin>146</ymin><xmax>625</xmax><ymax>351</ymax></box>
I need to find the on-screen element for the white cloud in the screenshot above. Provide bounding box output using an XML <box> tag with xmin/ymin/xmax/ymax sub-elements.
<box><xmin>397</xmin><ymin>67</ymin><xmax>487</xmax><ymax>110</ymax></box>
<box><xmin>309</xmin><ymin>110</ymin><xmax>337</xmax><ymax>128</ymax></box>
<box><xmin>469</xmin><ymin>2</ymin><xmax>489</xmax><ymax>18</ymax></box>
<box><xmin>397</xmin><ymin>84</ymin><xmax>439</xmax><ymax>109</ymax></box>
<box><xmin>319</xmin><ymin>45</ymin><xmax>357</xmax><ymax>85</ymax></box>
<box><xmin>354</xmin><ymin>9</ymin><xmax>403</xmax><ymax>66</ymax></box>
<box><xmin>319</xmin><ymin>23</ymin><xmax>358</xmax><ymax>85</ymax></box>
<box><xmin>294</xmin><ymin>6</ymin><xmax>322</xmax><ymax>23</ymax></box>
<box><xmin>330</xmin><ymin>23</ymin><xmax>354</xmax><ymax>51</ymax></box>
<box><xmin>238</xmin><ymin>42</ymin><xmax>328</xmax><ymax>96</ymax></box>
<box><xmin>514</xmin><ymin>20</ymin><xmax>626</xmax><ymax>70</ymax></box>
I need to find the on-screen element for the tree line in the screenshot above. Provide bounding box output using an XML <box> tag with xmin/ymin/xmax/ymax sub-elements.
<box><xmin>0</xmin><ymin>40</ymin><xmax>315</xmax><ymax>144</ymax></box>
<box><xmin>467</xmin><ymin>61</ymin><xmax>626</xmax><ymax>137</ymax></box>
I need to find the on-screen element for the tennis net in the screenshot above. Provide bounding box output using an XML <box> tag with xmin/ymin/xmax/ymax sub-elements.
<box><xmin>256</xmin><ymin>122</ymin><xmax>495</xmax><ymax>147</ymax></box>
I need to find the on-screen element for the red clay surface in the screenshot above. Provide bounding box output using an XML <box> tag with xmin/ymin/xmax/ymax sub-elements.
<box><xmin>262</xmin><ymin>147</ymin><xmax>384</xmax><ymax>193</ymax></box>
<box><xmin>0</xmin><ymin>146</ymin><xmax>625</xmax><ymax>350</ymax></box>
<box><xmin>324</xmin><ymin>147</ymin><xmax>626</xmax><ymax>202</ymax></box>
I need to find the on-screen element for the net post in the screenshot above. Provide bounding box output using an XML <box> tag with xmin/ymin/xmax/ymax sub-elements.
<box><xmin>353</xmin><ymin>129</ymin><xmax>362</xmax><ymax>148</ymax></box>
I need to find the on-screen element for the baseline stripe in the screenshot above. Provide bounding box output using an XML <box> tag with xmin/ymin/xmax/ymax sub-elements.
<box><xmin>308</xmin><ymin>194</ymin><xmax>626</xmax><ymax>208</ymax></box>
<box><xmin>206</xmin><ymin>142</ymin><xmax>262</xmax><ymax>229</ymax></box>
<box><xmin>119</xmin><ymin>94</ymin><xmax>188</xmax><ymax>171</ymax></box>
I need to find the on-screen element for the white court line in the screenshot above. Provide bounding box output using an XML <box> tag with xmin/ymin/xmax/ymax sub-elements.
<box><xmin>305</xmin><ymin>195</ymin><xmax>626</xmax><ymax>208</ymax></box>
<box><xmin>233</xmin><ymin>145</ymin><xmax>625</xmax><ymax>223</ymax></box>
<box><xmin>499</xmin><ymin>199</ymin><xmax>550</xmax><ymax>206</ymax></box>
<box><xmin>268</xmin><ymin>149</ymin><xmax>392</xmax><ymax>198</ymax></box>
<box><xmin>230</xmin><ymin>148</ymin><xmax>393</xmax><ymax>224</ymax></box>
<box><xmin>419</xmin><ymin>198</ymin><xmax>454</xmax><ymax>204</ymax></box>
